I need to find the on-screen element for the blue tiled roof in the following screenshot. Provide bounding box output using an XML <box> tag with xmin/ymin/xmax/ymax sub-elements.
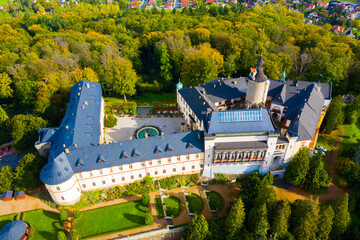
<box><xmin>0</xmin><ymin>220</ymin><xmax>26</xmax><ymax>240</ymax></box>
<box><xmin>1</xmin><ymin>190</ymin><xmax>13</xmax><ymax>199</ymax></box>
<box><xmin>13</xmin><ymin>191</ymin><xmax>25</xmax><ymax>198</ymax></box>
<box><xmin>40</xmin><ymin>80</ymin><xmax>102</xmax><ymax>185</ymax></box>
<box><xmin>207</xmin><ymin>109</ymin><xmax>277</xmax><ymax>134</ymax></box>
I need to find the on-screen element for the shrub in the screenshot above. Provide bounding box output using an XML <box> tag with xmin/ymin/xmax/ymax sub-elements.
<box><xmin>60</xmin><ymin>209</ymin><xmax>68</xmax><ymax>222</ymax></box>
<box><xmin>141</xmin><ymin>193</ymin><xmax>151</xmax><ymax>206</ymax></box>
<box><xmin>214</xmin><ymin>173</ymin><xmax>228</xmax><ymax>184</ymax></box>
<box><xmin>57</xmin><ymin>231</ymin><xmax>67</xmax><ymax>240</ymax></box>
<box><xmin>105</xmin><ymin>114</ymin><xmax>117</xmax><ymax>128</ymax></box>
<box><xmin>70</xmin><ymin>229</ymin><xmax>80</xmax><ymax>240</ymax></box>
<box><xmin>72</xmin><ymin>209</ymin><xmax>81</xmax><ymax>219</ymax></box>
<box><xmin>145</xmin><ymin>212</ymin><xmax>154</xmax><ymax>225</ymax></box>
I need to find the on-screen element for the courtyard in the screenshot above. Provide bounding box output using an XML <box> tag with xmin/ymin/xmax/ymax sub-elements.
<box><xmin>105</xmin><ymin>116</ymin><xmax>189</xmax><ymax>143</ymax></box>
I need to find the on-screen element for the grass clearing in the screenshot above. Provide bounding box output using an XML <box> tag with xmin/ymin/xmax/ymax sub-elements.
<box><xmin>0</xmin><ymin>213</ymin><xmax>17</xmax><ymax>230</ymax></box>
<box><xmin>185</xmin><ymin>193</ymin><xmax>204</xmax><ymax>214</ymax></box>
<box><xmin>136</xmin><ymin>92</ymin><xmax>176</xmax><ymax>105</ymax></box>
<box><xmin>0</xmin><ymin>0</ymin><xmax>9</xmax><ymax>6</ymax></box>
<box><xmin>75</xmin><ymin>200</ymin><xmax>148</xmax><ymax>239</ymax></box>
<box><xmin>155</xmin><ymin>197</ymin><xmax>165</xmax><ymax>219</ymax></box>
<box><xmin>23</xmin><ymin>210</ymin><xmax>61</xmax><ymax>240</ymax></box>
<box><xmin>206</xmin><ymin>191</ymin><xmax>225</xmax><ymax>211</ymax></box>
<box><xmin>164</xmin><ymin>196</ymin><xmax>183</xmax><ymax>218</ymax></box>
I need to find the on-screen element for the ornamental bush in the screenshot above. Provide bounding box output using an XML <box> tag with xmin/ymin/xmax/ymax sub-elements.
<box><xmin>145</xmin><ymin>212</ymin><xmax>154</xmax><ymax>225</ymax></box>
<box><xmin>60</xmin><ymin>209</ymin><xmax>68</xmax><ymax>222</ymax></box>
<box><xmin>73</xmin><ymin>209</ymin><xmax>81</xmax><ymax>219</ymax></box>
<box><xmin>105</xmin><ymin>114</ymin><xmax>117</xmax><ymax>128</ymax></box>
<box><xmin>57</xmin><ymin>231</ymin><xmax>67</xmax><ymax>240</ymax></box>
<box><xmin>141</xmin><ymin>193</ymin><xmax>151</xmax><ymax>206</ymax></box>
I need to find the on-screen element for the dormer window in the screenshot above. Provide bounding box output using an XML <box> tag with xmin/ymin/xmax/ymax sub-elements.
<box><xmin>186</xmin><ymin>141</ymin><xmax>194</xmax><ymax>149</ymax></box>
<box><xmin>165</xmin><ymin>144</ymin><xmax>173</xmax><ymax>152</ymax></box>
<box><xmin>132</xmin><ymin>149</ymin><xmax>140</xmax><ymax>157</ymax></box>
<box><xmin>76</xmin><ymin>158</ymin><xmax>84</xmax><ymax>166</ymax></box>
<box><xmin>97</xmin><ymin>154</ymin><xmax>105</xmax><ymax>163</ymax></box>
<box><xmin>154</xmin><ymin>146</ymin><xmax>162</xmax><ymax>153</ymax></box>
<box><xmin>120</xmin><ymin>151</ymin><xmax>128</xmax><ymax>159</ymax></box>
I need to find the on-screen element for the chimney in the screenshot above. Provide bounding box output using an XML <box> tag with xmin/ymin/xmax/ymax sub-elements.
<box><xmin>78</xmin><ymin>93</ymin><xmax>81</xmax><ymax>96</ymax></box>
<box><xmin>84</xmin><ymin>101</ymin><xmax>88</xmax><ymax>105</ymax></box>
<box><xmin>86</xmin><ymin>83</ymin><xmax>90</xmax><ymax>88</ymax></box>
<box><xmin>65</xmin><ymin>148</ymin><xmax>69</xmax><ymax>154</ymax></box>
<box><xmin>130</xmin><ymin>136</ymin><xmax>133</xmax><ymax>140</ymax></box>
<box><xmin>145</xmin><ymin>133</ymin><xmax>148</xmax><ymax>138</ymax></box>
<box><xmin>198</xmin><ymin>133</ymin><xmax>200</xmax><ymax>139</ymax></box>
<box><xmin>203</xmin><ymin>102</ymin><xmax>206</xmax><ymax>105</ymax></box>
<box><xmin>74</xmin><ymin>144</ymin><xmax>77</xmax><ymax>148</ymax></box>
<box><xmin>161</xmin><ymin>132</ymin><xmax>164</xmax><ymax>136</ymax></box>
<box><xmin>214</xmin><ymin>84</ymin><xmax>216</xmax><ymax>88</ymax></box>
<box><xmin>79</xmin><ymin>87</ymin><xmax>82</xmax><ymax>91</ymax></box>
<box><xmin>234</xmin><ymin>81</ymin><xmax>237</xmax><ymax>84</ymax></box>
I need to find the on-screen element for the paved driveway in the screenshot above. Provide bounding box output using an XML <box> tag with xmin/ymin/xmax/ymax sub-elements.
<box><xmin>105</xmin><ymin>116</ymin><xmax>188</xmax><ymax>143</ymax></box>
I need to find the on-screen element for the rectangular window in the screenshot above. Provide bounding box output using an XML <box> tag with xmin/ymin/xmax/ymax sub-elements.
<box><xmin>158</xmin><ymin>160</ymin><xmax>161</xmax><ymax>165</ymax></box>
<box><xmin>122</xmin><ymin>177</ymin><xmax>125</xmax><ymax>181</ymax></box>
<box><xmin>89</xmin><ymin>172</ymin><xmax>93</xmax><ymax>177</ymax></box>
<box><xmin>139</xmin><ymin>174</ymin><xmax>142</xmax><ymax>178</ymax></box>
<box><xmin>173</xmin><ymin>168</ymin><xmax>176</xmax><ymax>172</ymax></box>
<box><xmin>196</xmin><ymin>154</ymin><xmax>199</xmax><ymax>159</ymax></box>
<box><xmin>163</xmin><ymin>169</ymin><xmax>166</xmax><ymax>174</ymax></box>
<box><xmin>155</xmin><ymin>171</ymin><xmax>158</xmax><ymax>175</ymax></box>
<box><xmin>168</xmin><ymin>158</ymin><xmax>171</xmax><ymax>163</ymax></box>
<box><xmin>102</xmin><ymin>180</ymin><xmax>106</xmax><ymax>185</ymax></box>
<box><xmin>192</xmin><ymin>165</ymin><xmax>195</xmax><ymax>169</ymax></box>
<box><xmin>110</xmin><ymin>168</ymin><xmax>113</xmax><ymax>173</ymax></box>
<box><xmin>61</xmin><ymin>196</ymin><xmax>65</xmax><ymax>200</ymax></box>
<box><xmin>141</xmin><ymin>163</ymin><xmax>145</xmax><ymax>167</ymax></box>
<box><xmin>119</xmin><ymin>167</ymin><xmax>123</xmax><ymax>171</ymax></box>
<box><xmin>56</xmin><ymin>186</ymin><xmax>60</xmax><ymax>191</ymax></box>
<box><xmin>129</xmin><ymin>165</ymin><xmax>133</xmax><ymax>169</ymax></box>
<box><xmin>186</xmin><ymin>156</ymin><xmax>190</xmax><ymax>160</ymax></box>
<box><xmin>147</xmin><ymin>172</ymin><xmax>150</xmax><ymax>176</ymax></box>
<box><xmin>112</xmin><ymin>178</ymin><xmax>115</xmax><ymax>183</ymax></box>
<box><xmin>200</xmin><ymin>164</ymin><xmax>203</xmax><ymax>168</ymax></box>
<box><xmin>92</xmin><ymin>182</ymin><xmax>96</xmax><ymax>186</ymax></box>
<box><xmin>177</xmin><ymin>157</ymin><xmax>181</xmax><ymax>161</ymax></box>
<box><xmin>182</xmin><ymin>166</ymin><xmax>185</xmax><ymax>171</ymax></box>
<box><xmin>99</xmin><ymin>170</ymin><xmax>103</xmax><ymax>175</ymax></box>
<box><xmin>82</xmin><ymin>184</ymin><xmax>86</xmax><ymax>188</ymax></box>
<box><xmin>79</xmin><ymin>173</ymin><xmax>83</xmax><ymax>179</ymax></box>
<box><xmin>131</xmin><ymin>175</ymin><xmax>134</xmax><ymax>179</ymax></box>
<box><xmin>149</xmin><ymin>161</ymin><xmax>152</xmax><ymax>166</ymax></box>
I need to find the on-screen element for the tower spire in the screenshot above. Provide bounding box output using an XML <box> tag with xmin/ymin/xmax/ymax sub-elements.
<box><xmin>254</xmin><ymin>53</ymin><xmax>267</xmax><ymax>82</ymax></box>
<box><xmin>280</xmin><ymin>68</ymin><xmax>286</xmax><ymax>83</ymax></box>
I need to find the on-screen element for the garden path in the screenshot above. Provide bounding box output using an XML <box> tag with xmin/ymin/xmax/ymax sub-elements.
<box><xmin>0</xmin><ymin>188</ymin><xmax>57</xmax><ymax>217</ymax></box>
<box><xmin>207</xmin><ymin>184</ymin><xmax>239</xmax><ymax>218</ymax></box>
<box><xmin>187</xmin><ymin>186</ymin><xmax>212</xmax><ymax>220</ymax></box>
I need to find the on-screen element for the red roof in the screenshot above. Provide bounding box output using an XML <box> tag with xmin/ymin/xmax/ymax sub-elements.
<box><xmin>332</xmin><ymin>25</ymin><xmax>344</xmax><ymax>33</ymax></box>
<box><xmin>317</xmin><ymin>1</ymin><xmax>328</xmax><ymax>7</ymax></box>
<box><xmin>206</xmin><ymin>0</ymin><xmax>214</xmax><ymax>3</ymax></box>
<box><xmin>304</xmin><ymin>3</ymin><xmax>315</xmax><ymax>9</ymax></box>
<box><xmin>165</xmin><ymin>3</ymin><xmax>172</xmax><ymax>7</ymax></box>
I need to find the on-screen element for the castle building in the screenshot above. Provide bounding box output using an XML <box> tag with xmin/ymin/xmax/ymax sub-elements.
<box><xmin>36</xmin><ymin>57</ymin><xmax>331</xmax><ymax>205</ymax></box>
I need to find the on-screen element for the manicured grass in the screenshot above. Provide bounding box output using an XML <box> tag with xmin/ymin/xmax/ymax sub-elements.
<box><xmin>75</xmin><ymin>200</ymin><xmax>148</xmax><ymax>238</ymax></box>
<box><xmin>22</xmin><ymin>210</ymin><xmax>62</xmax><ymax>240</ymax></box>
<box><xmin>186</xmin><ymin>193</ymin><xmax>204</xmax><ymax>214</ymax></box>
<box><xmin>0</xmin><ymin>0</ymin><xmax>9</xmax><ymax>6</ymax></box>
<box><xmin>164</xmin><ymin>196</ymin><xmax>183</xmax><ymax>218</ymax></box>
<box><xmin>155</xmin><ymin>197</ymin><xmax>165</xmax><ymax>219</ymax></box>
<box><xmin>136</xmin><ymin>92</ymin><xmax>176</xmax><ymax>104</ymax></box>
<box><xmin>339</xmin><ymin>124</ymin><xmax>360</xmax><ymax>144</ymax></box>
<box><xmin>206</xmin><ymin>191</ymin><xmax>225</xmax><ymax>211</ymax></box>
<box><xmin>0</xmin><ymin>213</ymin><xmax>17</xmax><ymax>230</ymax></box>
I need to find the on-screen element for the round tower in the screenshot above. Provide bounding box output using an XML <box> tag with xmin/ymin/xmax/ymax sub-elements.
<box><xmin>246</xmin><ymin>55</ymin><xmax>268</xmax><ymax>106</ymax></box>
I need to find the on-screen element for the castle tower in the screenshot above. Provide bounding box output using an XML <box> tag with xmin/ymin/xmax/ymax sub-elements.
<box><xmin>246</xmin><ymin>55</ymin><xmax>270</xmax><ymax>105</ymax></box>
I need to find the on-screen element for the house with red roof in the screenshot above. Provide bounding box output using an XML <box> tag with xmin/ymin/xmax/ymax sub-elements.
<box><xmin>304</xmin><ymin>3</ymin><xmax>315</xmax><ymax>10</ymax></box>
<box><xmin>308</xmin><ymin>11</ymin><xmax>318</xmax><ymax>18</ymax></box>
<box><xmin>206</xmin><ymin>0</ymin><xmax>214</xmax><ymax>4</ymax></box>
<box><xmin>332</xmin><ymin>25</ymin><xmax>344</xmax><ymax>33</ymax></box>
<box><xmin>181</xmin><ymin>0</ymin><xmax>189</xmax><ymax>7</ymax></box>
<box><xmin>317</xmin><ymin>1</ymin><xmax>328</xmax><ymax>8</ymax></box>
<box><xmin>165</xmin><ymin>3</ymin><xmax>172</xmax><ymax>8</ymax></box>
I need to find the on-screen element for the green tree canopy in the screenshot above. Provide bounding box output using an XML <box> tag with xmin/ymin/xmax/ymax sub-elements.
<box><xmin>182</xmin><ymin>214</ymin><xmax>209</xmax><ymax>240</ymax></box>
<box><xmin>248</xmin><ymin>203</ymin><xmax>269</xmax><ymax>240</ymax></box>
<box><xmin>322</xmin><ymin>95</ymin><xmax>344</xmax><ymax>134</ymax></box>
<box><xmin>284</xmin><ymin>147</ymin><xmax>310</xmax><ymax>187</ymax></box>
<box><xmin>225</xmin><ymin>197</ymin><xmax>246</xmax><ymax>239</ymax></box>
<box><xmin>317</xmin><ymin>205</ymin><xmax>335</xmax><ymax>240</ymax></box>
<box><xmin>0</xmin><ymin>166</ymin><xmax>14</xmax><ymax>193</ymax></box>
<box><xmin>0</xmin><ymin>73</ymin><xmax>13</xmax><ymax>98</ymax></box>
<box><xmin>304</xmin><ymin>155</ymin><xmax>330</xmax><ymax>192</ymax></box>
<box><xmin>271</xmin><ymin>200</ymin><xmax>291</xmax><ymax>239</ymax></box>
<box><xmin>331</xmin><ymin>193</ymin><xmax>351</xmax><ymax>236</ymax></box>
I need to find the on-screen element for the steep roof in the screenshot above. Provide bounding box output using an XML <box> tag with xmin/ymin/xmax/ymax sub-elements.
<box><xmin>1</xmin><ymin>190</ymin><xmax>13</xmax><ymax>199</ymax></box>
<box><xmin>0</xmin><ymin>220</ymin><xmax>26</xmax><ymax>240</ymax></box>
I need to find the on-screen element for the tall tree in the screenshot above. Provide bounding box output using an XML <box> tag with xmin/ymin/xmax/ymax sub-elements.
<box><xmin>155</xmin><ymin>42</ymin><xmax>172</xmax><ymax>88</ymax></box>
<box><xmin>182</xmin><ymin>214</ymin><xmax>208</xmax><ymax>240</ymax></box>
<box><xmin>180</xmin><ymin>43</ymin><xmax>223</xmax><ymax>87</ymax></box>
<box><xmin>322</xmin><ymin>95</ymin><xmax>344</xmax><ymax>134</ymax></box>
<box><xmin>271</xmin><ymin>200</ymin><xmax>291</xmax><ymax>239</ymax></box>
<box><xmin>0</xmin><ymin>166</ymin><xmax>14</xmax><ymax>193</ymax></box>
<box><xmin>248</xmin><ymin>203</ymin><xmax>269</xmax><ymax>240</ymax></box>
<box><xmin>331</xmin><ymin>193</ymin><xmax>351</xmax><ymax>236</ymax></box>
<box><xmin>284</xmin><ymin>147</ymin><xmax>310</xmax><ymax>187</ymax></box>
<box><xmin>317</xmin><ymin>205</ymin><xmax>335</xmax><ymax>240</ymax></box>
<box><xmin>304</xmin><ymin>155</ymin><xmax>330</xmax><ymax>192</ymax></box>
<box><xmin>13</xmin><ymin>154</ymin><xmax>45</xmax><ymax>191</ymax></box>
<box><xmin>225</xmin><ymin>197</ymin><xmax>246</xmax><ymax>239</ymax></box>
<box><xmin>290</xmin><ymin>199</ymin><xmax>320</xmax><ymax>240</ymax></box>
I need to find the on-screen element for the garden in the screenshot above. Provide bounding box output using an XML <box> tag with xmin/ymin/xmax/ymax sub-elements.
<box><xmin>75</xmin><ymin>200</ymin><xmax>148</xmax><ymax>239</ymax></box>
<box><xmin>206</xmin><ymin>191</ymin><xmax>225</xmax><ymax>211</ymax></box>
<box><xmin>186</xmin><ymin>193</ymin><xmax>204</xmax><ymax>214</ymax></box>
<box><xmin>164</xmin><ymin>196</ymin><xmax>183</xmax><ymax>218</ymax></box>
<box><xmin>22</xmin><ymin>210</ymin><xmax>62</xmax><ymax>240</ymax></box>
<box><xmin>155</xmin><ymin>197</ymin><xmax>165</xmax><ymax>219</ymax></box>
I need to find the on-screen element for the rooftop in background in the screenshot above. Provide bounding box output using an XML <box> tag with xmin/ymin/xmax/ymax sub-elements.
<box><xmin>207</xmin><ymin>109</ymin><xmax>277</xmax><ymax>134</ymax></box>
<box><xmin>0</xmin><ymin>220</ymin><xmax>27</xmax><ymax>240</ymax></box>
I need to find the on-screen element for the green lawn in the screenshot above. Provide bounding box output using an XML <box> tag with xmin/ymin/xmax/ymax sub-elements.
<box><xmin>155</xmin><ymin>197</ymin><xmax>165</xmax><ymax>219</ymax></box>
<box><xmin>0</xmin><ymin>213</ymin><xmax>17</xmax><ymax>230</ymax></box>
<box><xmin>206</xmin><ymin>191</ymin><xmax>225</xmax><ymax>211</ymax></box>
<box><xmin>164</xmin><ymin>196</ymin><xmax>183</xmax><ymax>218</ymax></box>
<box><xmin>186</xmin><ymin>193</ymin><xmax>204</xmax><ymax>214</ymax></box>
<box><xmin>22</xmin><ymin>210</ymin><xmax>62</xmax><ymax>240</ymax></box>
<box><xmin>75</xmin><ymin>200</ymin><xmax>148</xmax><ymax>238</ymax></box>
<box><xmin>136</xmin><ymin>92</ymin><xmax>176</xmax><ymax>105</ymax></box>
<box><xmin>0</xmin><ymin>0</ymin><xmax>8</xmax><ymax>6</ymax></box>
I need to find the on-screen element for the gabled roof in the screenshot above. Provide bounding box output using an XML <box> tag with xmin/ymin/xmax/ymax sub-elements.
<box><xmin>13</xmin><ymin>191</ymin><xmax>25</xmax><ymax>197</ymax></box>
<box><xmin>1</xmin><ymin>190</ymin><xmax>13</xmax><ymax>199</ymax></box>
<box><xmin>0</xmin><ymin>220</ymin><xmax>26</xmax><ymax>240</ymax></box>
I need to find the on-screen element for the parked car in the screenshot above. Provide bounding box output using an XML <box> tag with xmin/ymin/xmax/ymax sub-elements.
<box><xmin>4</xmin><ymin>146</ymin><xmax>10</xmax><ymax>152</ymax></box>
<box><xmin>314</xmin><ymin>150</ymin><xmax>318</xmax><ymax>154</ymax></box>
<box><xmin>0</xmin><ymin>148</ymin><xmax>3</xmax><ymax>155</ymax></box>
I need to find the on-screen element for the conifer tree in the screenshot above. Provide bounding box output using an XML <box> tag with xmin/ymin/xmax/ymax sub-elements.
<box><xmin>317</xmin><ymin>205</ymin><xmax>334</xmax><ymax>240</ymax></box>
<box><xmin>271</xmin><ymin>200</ymin><xmax>291</xmax><ymax>239</ymax></box>
<box><xmin>225</xmin><ymin>197</ymin><xmax>246</xmax><ymax>239</ymax></box>
<box><xmin>285</xmin><ymin>147</ymin><xmax>310</xmax><ymax>187</ymax></box>
<box><xmin>331</xmin><ymin>193</ymin><xmax>351</xmax><ymax>236</ymax></box>
<box><xmin>248</xmin><ymin>204</ymin><xmax>269</xmax><ymax>240</ymax></box>
<box><xmin>182</xmin><ymin>214</ymin><xmax>208</xmax><ymax>240</ymax></box>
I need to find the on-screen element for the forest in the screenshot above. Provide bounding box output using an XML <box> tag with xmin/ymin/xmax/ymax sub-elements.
<box><xmin>0</xmin><ymin>1</ymin><xmax>360</xmax><ymax>147</ymax></box>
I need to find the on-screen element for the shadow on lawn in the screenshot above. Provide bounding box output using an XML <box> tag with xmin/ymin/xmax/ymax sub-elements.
<box><xmin>134</xmin><ymin>202</ymin><xmax>148</xmax><ymax>213</ymax></box>
<box><xmin>123</xmin><ymin>213</ymin><xmax>145</xmax><ymax>225</ymax></box>
<box><xmin>38</xmin><ymin>230</ymin><xmax>57</xmax><ymax>239</ymax></box>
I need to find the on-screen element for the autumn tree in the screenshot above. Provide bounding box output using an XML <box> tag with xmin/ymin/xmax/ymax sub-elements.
<box><xmin>284</xmin><ymin>147</ymin><xmax>310</xmax><ymax>187</ymax></box>
<box><xmin>225</xmin><ymin>197</ymin><xmax>245</xmax><ymax>239</ymax></box>
<box><xmin>0</xmin><ymin>73</ymin><xmax>13</xmax><ymax>98</ymax></box>
<box><xmin>180</xmin><ymin>43</ymin><xmax>223</xmax><ymax>87</ymax></box>
<box><xmin>188</xmin><ymin>28</ymin><xmax>211</xmax><ymax>45</ymax></box>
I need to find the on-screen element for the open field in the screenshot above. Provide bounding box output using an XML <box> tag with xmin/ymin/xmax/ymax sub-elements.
<box><xmin>75</xmin><ymin>200</ymin><xmax>148</xmax><ymax>239</ymax></box>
